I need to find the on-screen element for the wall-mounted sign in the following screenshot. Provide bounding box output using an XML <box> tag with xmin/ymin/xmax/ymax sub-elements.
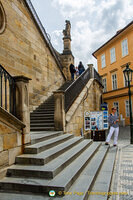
<box><xmin>101</xmin><ymin>103</ymin><xmax>108</xmax><ymax>111</ymax></box>
<box><xmin>84</xmin><ymin>111</ymin><xmax>109</xmax><ymax>131</ymax></box>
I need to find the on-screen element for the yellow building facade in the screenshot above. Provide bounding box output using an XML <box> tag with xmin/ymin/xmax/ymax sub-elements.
<box><xmin>93</xmin><ymin>21</ymin><xmax>133</xmax><ymax>125</ymax></box>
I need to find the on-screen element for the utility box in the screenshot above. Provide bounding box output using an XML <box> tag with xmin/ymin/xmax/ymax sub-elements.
<box><xmin>91</xmin><ymin>130</ymin><xmax>106</xmax><ymax>141</ymax></box>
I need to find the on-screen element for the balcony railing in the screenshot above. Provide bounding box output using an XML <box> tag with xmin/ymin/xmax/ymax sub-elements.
<box><xmin>0</xmin><ymin>64</ymin><xmax>16</xmax><ymax>116</ymax></box>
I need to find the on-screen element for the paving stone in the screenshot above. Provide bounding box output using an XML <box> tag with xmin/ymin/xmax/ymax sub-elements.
<box><xmin>108</xmin><ymin>126</ymin><xmax>133</xmax><ymax>200</ymax></box>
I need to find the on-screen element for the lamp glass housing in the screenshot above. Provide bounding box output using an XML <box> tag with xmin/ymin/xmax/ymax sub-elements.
<box><xmin>123</xmin><ymin>64</ymin><xmax>133</xmax><ymax>83</ymax></box>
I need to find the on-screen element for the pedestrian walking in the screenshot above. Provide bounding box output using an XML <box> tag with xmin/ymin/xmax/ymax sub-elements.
<box><xmin>75</xmin><ymin>66</ymin><xmax>79</xmax><ymax>78</ymax></box>
<box><xmin>105</xmin><ymin>107</ymin><xmax>119</xmax><ymax>146</ymax></box>
<box><xmin>69</xmin><ymin>63</ymin><xmax>76</xmax><ymax>80</ymax></box>
<box><xmin>78</xmin><ymin>61</ymin><xmax>85</xmax><ymax>75</ymax></box>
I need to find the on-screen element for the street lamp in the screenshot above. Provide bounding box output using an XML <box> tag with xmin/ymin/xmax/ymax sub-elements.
<box><xmin>123</xmin><ymin>63</ymin><xmax>133</xmax><ymax>144</ymax></box>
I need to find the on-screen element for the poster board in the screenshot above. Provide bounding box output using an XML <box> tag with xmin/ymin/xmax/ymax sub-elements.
<box><xmin>84</xmin><ymin>111</ymin><xmax>108</xmax><ymax>131</ymax></box>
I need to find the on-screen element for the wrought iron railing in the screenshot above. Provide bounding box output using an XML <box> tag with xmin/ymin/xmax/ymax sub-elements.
<box><xmin>0</xmin><ymin>64</ymin><xmax>16</xmax><ymax>115</ymax></box>
<box><xmin>64</xmin><ymin>67</ymin><xmax>91</xmax><ymax>112</ymax></box>
<box><xmin>64</xmin><ymin>67</ymin><xmax>102</xmax><ymax>112</ymax></box>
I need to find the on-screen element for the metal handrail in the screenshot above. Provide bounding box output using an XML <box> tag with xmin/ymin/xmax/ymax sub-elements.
<box><xmin>64</xmin><ymin>67</ymin><xmax>91</xmax><ymax>112</ymax></box>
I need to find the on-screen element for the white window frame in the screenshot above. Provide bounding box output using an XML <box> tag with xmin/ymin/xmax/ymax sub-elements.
<box><xmin>102</xmin><ymin>77</ymin><xmax>107</xmax><ymax>92</ymax></box>
<box><xmin>112</xmin><ymin>73</ymin><xmax>117</xmax><ymax>90</ymax></box>
<box><xmin>121</xmin><ymin>38</ymin><xmax>128</xmax><ymax>57</ymax></box>
<box><xmin>110</xmin><ymin>47</ymin><xmax>116</xmax><ymax>63</ymax></box>
<box><xmin>113</xmin><ymin>102</ymin><xmax>119</xmax><ymax>116</ymax></box>
<box><xmin>101</xmin><ymin>54</ymin><xmax>106</xmax><ymax>68</ymax></box>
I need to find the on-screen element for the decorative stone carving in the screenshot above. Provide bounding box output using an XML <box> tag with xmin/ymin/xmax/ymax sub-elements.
<box><xmin>63</xmin><ymin>20</ymin><xmax>71</xmax><ymax>38</ymax></box>
<box><xmin>0</xmin><ymin>1</ymin><xmax>6</xmax><ymax>34</ymax></box>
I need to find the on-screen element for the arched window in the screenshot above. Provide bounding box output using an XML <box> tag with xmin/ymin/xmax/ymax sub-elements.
<box><xmin>0</xmin><ymin>2</ymin><xmax>6</xmax><ymax>34</ymax></box>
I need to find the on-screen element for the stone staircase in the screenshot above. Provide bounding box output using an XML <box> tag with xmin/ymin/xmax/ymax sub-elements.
<box><xmin>30</xmin><ymin>81</ymin><xmax>73</xmax><ymax>132</ymax></box>
<box><xmin>0</xmin><ymin>78</ymin><xmax>117</xmax><ymax>199</ymax></box>
<box><xmin>0</xmin><ymin>131</ymin><xmax>117</xmax><ymax>200</ymax></box>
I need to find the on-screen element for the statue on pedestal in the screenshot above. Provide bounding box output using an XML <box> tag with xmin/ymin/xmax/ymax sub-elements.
<box><xmin>63</xmin><ymin>20</ymin><xmax>71</xmax><ymax>38</ymax></box>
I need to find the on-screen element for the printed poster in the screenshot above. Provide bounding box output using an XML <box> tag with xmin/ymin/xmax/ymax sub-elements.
<box><xmin>84</xmin><ymin>111</ymin><xmax>108</xmax><ymax>131</ymax></box>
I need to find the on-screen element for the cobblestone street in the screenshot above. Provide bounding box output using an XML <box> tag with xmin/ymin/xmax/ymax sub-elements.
<box><xmin>108</xmin><ymin>126</ymin><xmax>133</xmax><ymax>200</ymax></box>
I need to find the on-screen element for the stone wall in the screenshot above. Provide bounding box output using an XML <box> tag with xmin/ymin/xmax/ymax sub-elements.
<box><xmin>0</xmin><ymin>0</ymin><xmax>65</xmax><ymax>111</ymax></box>
<box><xmin>0</xmin><ymin>107</ymin><xmax>25</xmax><ymax>179</ymax></box>
<box><xmin>65</xmin><ymin>79</ymin><xmax>102</xmax><ymax>136</ymax></box>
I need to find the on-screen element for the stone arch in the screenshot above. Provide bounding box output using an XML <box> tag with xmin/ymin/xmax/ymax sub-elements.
<box><xmin>0</xmin><ymin>1</ymin><xmax>6</xmax><ymax>34</ymax></box>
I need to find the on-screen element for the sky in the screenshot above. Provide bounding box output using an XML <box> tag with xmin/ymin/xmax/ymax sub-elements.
<box><xmin>31</xmin><ymin>0</ymin><xmax>133</xmax><ymax>69</ymax></box>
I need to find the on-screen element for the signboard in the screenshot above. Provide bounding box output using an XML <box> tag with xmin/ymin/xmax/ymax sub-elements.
<box><xmin>103</xmin><ymin>110</ymin><xmax>108</xmax><ymax>129</ymax></box>
<box><xmin>84</xmin><ymin>111</ymin><xmax>91</xmax><ymax>130</ymax></box>
<box><xmin>84</xmin><ymin>111</ymin><xmax>109</xmax><ymax>131</ymax></box>
<box><xmin>101</xmin><ymin>102</ymin><xmax>108</xmax><ymax>111</ymax></box>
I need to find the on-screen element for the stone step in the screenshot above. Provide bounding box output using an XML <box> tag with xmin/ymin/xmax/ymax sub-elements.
<box><xmin>58</xmin><ymin>145</ymin><xmax>109</xmax><ymax>200</ymax></box>
<box><xmin>32</xmin><ymin>109</ymin><xmax>54</xmax><ymax>114</ymax></box>
<box><xmin>30</xmin><ymin>127</ymin><xmax>55</xmax><ymax>132</ymax></box>
<box><xmin>89</xmin><ymin>146</ymin><xmax>117</xmax><ymax>200</ymax></box>
<box><xmin>30</xmin><ymin>123</ymin><xmax>55</xmax><ymax>128</ymax></box>
<box><xmin>30</xmin><ymin>113</ymin><xmax>54</xmax><ymax>117</ymax></box>
<box><xmin>24</xmin><ymin>133</ymin><xmax>74</xmax><ymax>154</ymax></box>
<box><xmin>30</xmin><ymin>131</ymin><xmax>63</xmax><ymax>144</ymax></box>
<box><xmin>33</xmin><ymin>109</ymin><xmax>54</xmax><ymax>112</ymax></box>
<box><xmin>16</xmin><ymin>137</ymin><xmax>83</xmax><ymax>165</ymax></box>
<box><xmin>35</xmin><ymin>107</ymin><xmax>55</xmax><ymax>111</ymax></box>
<box><xmin>30</xmin><ymin>119</ymin><xmax>54</xmax><ymax>123</ymax></box>
<box><xmin>40</xmin><ymin>101</ymin><xmax>54</xmax><ymax>105</ymax></box>
<box><xmin>30</xmin><ymin>115</ymin><xmax>54</xmax><ymax>120</ymax></box>
<box><xmin>0</xmin><ymin>142</ymin><xmax>101</xmax><ymax>194</ymax></box>
<box><xmin>7</xmin><ymin>140</ymin><xmax>92</xmax><ymax>179</ymax></box>
<box><xmin>39</xmin><ymin>103</ymin><xmax>54</xmax><ymax>107</ymax></box>
<box><xmin>31</xmin><ymin>110</ymin><xmax>54</xmax><ymax>115</ymax></box>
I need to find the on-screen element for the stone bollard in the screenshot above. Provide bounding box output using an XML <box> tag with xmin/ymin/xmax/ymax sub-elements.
<box><xmin>14</xmin><ymin>76</ymin><xmax>31</xmax><ymax>144</ymax></box>
<box><xmin>54</xmin><ymin>90</ymin><xmax>66</xmax><ymax>131</ymax></box>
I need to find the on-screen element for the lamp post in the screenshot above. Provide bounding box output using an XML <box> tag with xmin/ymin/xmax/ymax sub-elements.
<box><xmin>123</xmin><ymin>64</ymin><xmax>133</xmax><ymax>144</ymax></box>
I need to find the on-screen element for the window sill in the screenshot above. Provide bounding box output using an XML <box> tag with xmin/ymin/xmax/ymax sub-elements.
<box><xmin>101</xmin><ymin>66</ymin><xmax>107</xmax><ymax>69</ymax></box>
<box><xmin>110</xmin><ymin>60</ymin><xmax>116</xmax><ymax>65</ymax></box>
<box><xmin>122</xmin><ymin>54</ymin><xmax>129</xmax><ymax>59</ymax></box>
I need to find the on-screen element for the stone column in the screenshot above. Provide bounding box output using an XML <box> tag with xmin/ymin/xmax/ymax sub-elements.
<box><xmin>14</xmin><ymin>76</ymin><xmax>31</xmax><ymax>144</ymax></box>
<box><xmin>88</xmin><ymin>64</ymin><xmax>94</xmax><ymax>78</ymax></box>
<box><xmin>54</xmin><ymin>91</ymin><xmax>66</xmax><ymax>131</ymax></box>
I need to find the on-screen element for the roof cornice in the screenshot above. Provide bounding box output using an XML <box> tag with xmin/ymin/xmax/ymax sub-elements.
<box><xmin>92</xmin><ymin>20</ymin><xmax>133</xmax><ymax>58</ymax></box>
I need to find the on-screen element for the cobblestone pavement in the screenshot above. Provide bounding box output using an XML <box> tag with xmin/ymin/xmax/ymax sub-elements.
<box><xmin>108</xmin><ymin>126</ymin><xmax>133</xmax><ymax>200</ymax></box>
